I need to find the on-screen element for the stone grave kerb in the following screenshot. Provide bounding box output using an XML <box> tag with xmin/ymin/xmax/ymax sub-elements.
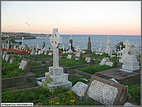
<box><xmin>84</xmin><ymin>75</ymin><xmax>128</xmax><ymax>105</ymax></box>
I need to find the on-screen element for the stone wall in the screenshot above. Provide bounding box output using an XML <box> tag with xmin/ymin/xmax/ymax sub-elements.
<box><xmin>31</xmin><ymin>65</ymin><xmax>47</xmax><ymax>71</ymax></box>
<box><xmin>63</xmin><ymin>64</ymin><xmax>88</xmax><ymax>72</ymax></box>
<box><xmin>2</xmin><ymin>72</ymin><xmax>36</xmax><ymax>90</ymax></box>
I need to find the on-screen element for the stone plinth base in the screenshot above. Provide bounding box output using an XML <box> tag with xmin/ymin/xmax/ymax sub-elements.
<box><xmin>47</xmin><ymin>81</ymin><xmax>72</xmax><ymax>90</ymax></box>
<box><xmin>43</xmin><ymin>66</ymin><xmax>72</xmax><ymax>90</ymax></box>
<box><xmin>119</xmin><ymin>69</ymin><xmax>133</xmax><ymax>73</ymax></box>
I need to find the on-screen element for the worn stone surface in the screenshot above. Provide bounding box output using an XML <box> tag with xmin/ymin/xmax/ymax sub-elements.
<box><xmin>86</xmin><ymin>76</ymin><xmax>128</xmax><ymax>105</ymax></box>
<box><xmin>99</xmin><ymin>57</ymin><xmax>109</xmax><ymax>65</ymax></box>
<box><xmin>5</xmin><ymin>54</ymin><xmax>10</xmax><ymax>62</ymax></box>
<box><xmin>95</xmin><ymin>68</ymin><xmax>140</xmax><ymax>84</ymax></box>
<box><xmin>43</xmin><ymin>28</ymin><xmax>72</xmax><ymax>90</ymax></box>
<box><xmin>105</xmin><ymin>61</ymin><xmax>114</xmax><ymax>67</ymax></box>
<box><xmin>85</xmin><ymin>57</ymin><xmax>91</xmax><ymax>63</ymax></box>
<box><xmin>2</xmin><ymin>54</ymin><xmax>6</xmax><ymax>59</ymax></box>
<box><xmin>71</xmin><ymin>82</ymin><xmax>88</xmax><ymax>97</ymax></box>
<box><xmin>2</xmin><ymin>72</ymin><xmax>36</xmax><ymax>90</ymax></box>
<box><xmin>48</xmin><ymin>52</ymin><xmax>52</xmax><ymax>55</ymax></box>
<box><xmin>120</xmin><ymin>54</ymin><xmax>140</xmax><ymax>72</ymax></box>
<box><xmin>19</xmin><ymin>59</ymin><xmax>31</xmax><ymax>72</ymax></box>
<box><xmin>67</xmin><ymin>54</ymin><xmax>72</xmax><ymax>59</ymax></box>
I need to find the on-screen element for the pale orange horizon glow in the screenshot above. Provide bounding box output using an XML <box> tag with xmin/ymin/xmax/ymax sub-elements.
<box><xmin>2</xmin><ymin>1</ymin><xmax>141</xmax><ymax>35</ymax></box>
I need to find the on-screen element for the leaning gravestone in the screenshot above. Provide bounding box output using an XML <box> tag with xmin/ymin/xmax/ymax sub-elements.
<box><xmin>67</xmin><ymin>54</ymin><xmax>72</xmax><ymax>59</ymax></box>
<box><xmin>99</xmin><ymin>57</ymin><xmax>109</xmax><ymax>65</ymax></box>
<box><xmin>71</xmin><ymin>82</ymin><xmax>88</xmax><ymax>97</ymax></box>
<box><xmin>86</xmin><ymin>76</ymin><xmax>128</xmax><ymax>105</ymax></box>
<box><xmin>19</xmin><ymin>59</ymin><xmax>31</xmax><ymax>72</ymax></box>
<box><xmin>85</xmin><ymin>57</ymin><xmax>91</xmax><ymax>63</ymax></box>
<box><xmin>5</xmin><ymin>54</ymin><xmax>10</xmax><ymax>62</ymax></box>
<box><xmin>9</xmin><ymin>57</ymin><xmax>15</xmax><ymax>63</ymax></box>
<box><xmin>76</xmin><ymin>52</ymin><xmax>81</xmax><ymax>58</ymax></box>
<box><xmin>2</xmin><ymin>54</ymin><xmax>6</xmax><ymax>59</ymax></box>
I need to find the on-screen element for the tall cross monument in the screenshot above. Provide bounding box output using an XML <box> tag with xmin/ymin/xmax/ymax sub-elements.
<box><xmin>43</xmin><ymin>28</ymin><xmax>72</xmax><ymax>90</ymax></box>
<box><xmin>50</xmin><ymin>28</ymin><xmax>62</xmax><ymax>68</ymax></box>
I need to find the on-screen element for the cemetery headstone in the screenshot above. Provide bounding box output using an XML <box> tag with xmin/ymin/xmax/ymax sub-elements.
<box><xmin>5</xmin><ymin>54</ymin><xmax>10</xmax><ymax>62</ymax></box>
<box><xmin>99</xmin><ymin>57</ymin><xmax>109</xmax><ymax>65</ymax></box>
<box><xmin>105</xmin><ymin>61</ymin><xmax>114</xmax><ymax>67</ymax></box>
<box><xmin>67</xmin><ymin>54</ymin><xmax>72</xmax><ymax>59</ymax></box>
<box><xmin>71</xmin><ymin>82</ymin><xmax>88</xmax><ymax>97</ymax></box>
<box><xmin>85</xmin><ymin>57</ymin><xmax>91</xmax><ymax>63</ymax></box>
<box><xmin>2</xmin><ymin>54</ymin><xmax>6</xmax><ymax>59</ymax></box>
<box><xmin>86</xmin><ymin>76</ymin><xmax>128</xmax><ymax>105</ymax></box>
<box><xmin>19</xmin><ymin>59</ymin><xmax>31</xmax><ymax>72</ymax></box>
<box><xmin>48</xmin><ymin>52</ymin><xmax>52</xmax><ymax>55</ymax></box>
<box><xmin>9</xmin><ymin>57</ymin><xmax>15</xmax><ymax>63</ymax></box>
<box><xmin>119</xmin><ymin>54</ymin><xmax>140</xmax><ymax>73</ymax></box>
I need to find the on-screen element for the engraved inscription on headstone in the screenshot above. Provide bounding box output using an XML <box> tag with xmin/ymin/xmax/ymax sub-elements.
<box><xmin>87</xmin><ymin>80</ymin><xmax>118</xmax><ymax>105</ymax></box>
<box><xmin>87</xmin><ymin>76</ymin><xmax>128</xmax><ymax>105</ymax></box>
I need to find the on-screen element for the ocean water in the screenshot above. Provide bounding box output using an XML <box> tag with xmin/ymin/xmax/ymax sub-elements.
<box><xmin>15</xmin><ymin>35</ymin><xmax>141</xmax><ymax>51</ymax></box>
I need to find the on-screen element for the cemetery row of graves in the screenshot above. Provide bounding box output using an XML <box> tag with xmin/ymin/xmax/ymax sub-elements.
<box><xmin>1</xmin><ymin>28</ymin><xmax>141</xmax><ymax>106</ymax></box>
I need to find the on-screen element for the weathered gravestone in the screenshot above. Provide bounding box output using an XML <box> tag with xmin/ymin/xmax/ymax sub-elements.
<box><xmin>5</xmin><ymin>54</ymin><xmax>10</xmax><ymax>62</ymax></box>
<box><xmin>85</xmin><ymin>57</ymin><xmax>92</xmax><ymax>63</ymax></box>
<box><xmin>48</xmin><ymin>52</ymin><xmax>53</xmax><ymax>56</ymax></box>
<box><xmin>19</xmin><ymin>59</ymin><xmax>31</xmax><ymax>72</ymax></box>
<box><xmin>71</xmin><ymin>82</ymin><xmax>88</xmax><ymax>97</ymax></box>
<box><xmin>105</xmin><ymin>61</ymin><xmax>114</xmax><ymax>67</ymax></box>
<box><xmin>67</xmin><ymin>54</ymin><xmax>72</xmax><ymax>59</ymax></box>
<box><xmin>2</xmin><ymin>54</ymin><xmax>6</xmax><ymax>59</ymax></box>
<box><xmin>99</xmin><ymin>57</ymin><xmax>109</xmax><ymax>65</ymax></box>
<box><xmin>86</xmin><ymin>76</ymin><xmax>128</xmax><ymax>105</ymax></box>
<box><xmin>75</xmin><ymin>52</ymin><xmax>81</xmax><ymax>58</ymax></box>
<box><xmin>9</xmin><ymin>57</ymin><xmax>15</xmax><ymax>63</ymax></box>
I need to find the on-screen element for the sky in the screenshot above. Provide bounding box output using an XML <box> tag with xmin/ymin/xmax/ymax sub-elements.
<box><xmin>1</xmin><ymin>1</ymin><xmax>141</xmax><ymax>35</ymax></box>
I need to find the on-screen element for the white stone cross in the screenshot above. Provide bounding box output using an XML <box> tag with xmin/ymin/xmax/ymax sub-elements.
<box><xmin>50</xmin><ymin>28</ymin><xmax>62</xmax><ymax>68</ymax></box>
<box><xmin>123</xmin><ymin>39</ymin><xmax>130</xmax><ymax>54</ymax></box>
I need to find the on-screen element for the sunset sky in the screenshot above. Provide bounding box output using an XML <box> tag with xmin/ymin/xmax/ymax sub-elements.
<box><xmin>1</xmin><ymin>1</ymin><xmax>141</xmax><ymax>35</ymax></box>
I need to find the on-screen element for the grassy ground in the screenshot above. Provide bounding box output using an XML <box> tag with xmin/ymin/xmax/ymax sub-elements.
<box><xmin>31</xmin><ymin>68</ymin><xmax>49</xmax><ymax>77</ymax></box>
<box><xmin>123</xmin><ymin>82</ymin><xmax>140</xmax><ymax>105</ymax></box>
<box><xmin>78</xmin><ymin>65</ymin><xmax>115</xmax><ymax>74</ymax></box>
<box><xmin>69</xmin><ymin>77</ymin><xmax>88</xmax><ymax>86</ymax></box>
<box><xmin>2</xmin><ymin>87</ymin><xmax>96</xmax><ymax>105</ymax></box>
<box><xmin>60</xmin><ymin>59</ymin><xmax>87</xmax><ymax>67</ymax></box>
<box><xmin>2</xmin><ymin>59</ymin><xmax>26</xmax><ymax>78</ymax></box>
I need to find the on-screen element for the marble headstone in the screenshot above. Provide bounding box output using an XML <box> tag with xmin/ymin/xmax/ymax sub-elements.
<box><xmin>71</xmin><ymin>82</ymin><xmax>88</xmax><ymax>97</ymax></box>
<box><xmin>19</xmin><ymin>59</ymin><xmax>31</xmax><ymax>72</ymax></box>
<box><xmin>85</xmin><ymin>57</ymin><xmax>91</xmax><ymax>63</ymax></box>
<box><xmin>5</xmin><ymin>54</ymin><xmax>10</xmax><ymax>62</ymax></box>
<box><xmin>87</xmin><ymin>76</ymin><xmax>128</xmax><ymax>105</ymax></box>
<box><xmin>67</xmin><ymin>54</ymin><xmax>72</xmax><ymax>59</ymax></box>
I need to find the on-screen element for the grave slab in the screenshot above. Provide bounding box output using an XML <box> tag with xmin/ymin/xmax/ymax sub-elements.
<box><xmin>86</xmin><ymin>76</ymin><xmax>128</xmax><ymax>105</ymax></box>
<box><xmin>71</xmin><ymin>82</ymin><xmax>88</xmax><ymax>97</ymax></box>
<box><xmin>95</xmin><ymin>68</ymin><xmax>140</xmax><ymax>84</ymax></box>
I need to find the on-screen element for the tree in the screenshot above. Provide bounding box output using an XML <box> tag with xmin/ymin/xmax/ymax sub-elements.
<box><xmin>115</xmin><ymin>41</ymin><xmax>125</xmax><ymax>51</ymax></box>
